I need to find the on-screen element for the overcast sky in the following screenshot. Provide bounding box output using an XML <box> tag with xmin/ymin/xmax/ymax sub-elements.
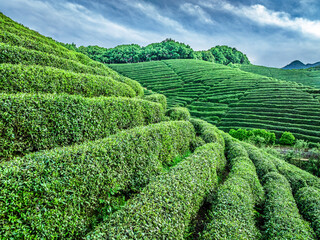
<box><xmin>1</xmin><ymin>0</ymin><xmax>320</xmax><ymax>67</ymax></box>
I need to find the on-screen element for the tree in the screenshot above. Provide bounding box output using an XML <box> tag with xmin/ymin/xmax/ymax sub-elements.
<box><xmin>279</xmin><ymin>132</ymin><xmax>296</xmax><ymax>146</ymax></box>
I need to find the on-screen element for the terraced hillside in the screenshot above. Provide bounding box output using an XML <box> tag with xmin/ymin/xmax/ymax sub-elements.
<box><xmin>111</xmin><ymin>59</ymin><xmax>320</xmax><ymax>144</ymax></box>
<box><xmin>1</xmin><ymin>13</ymin><xmax>320</xmax><ymax>240</ymax></box>
<box><xmin>236</xmin><ymin>64</ymin><xmax>320</xmax><ymax>89</ymax></box>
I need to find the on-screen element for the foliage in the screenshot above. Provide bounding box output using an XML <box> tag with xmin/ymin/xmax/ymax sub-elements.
<box><xmin>200</xmin><ymin>137</ymin><xmax>263</xmax><ymax>239</ymax></box>
<box><xmin>0</xmin><ymin>63</ymin><xmax>136</xmax><ymax>97</ymax></box>
<box><xmin>279</xmin><ymin>131</ymin><xmax>296</xmax><ymax>145</ymax></box>
<box><xmin>87</xmin><ymin>142</ymin><xmax>224</xmax><ymax>239</ymax></box>
<box><xmin>209</xmin><ymin>45</ymin><xmax>250</xmax><ymax>65</ymax></box>
<box><xmin>0</xmin><ymin>93</ymin><xmax>164</xmax><ymax>159</ymax></box>
<box><xmin>144</xmin><ymin>93</ymin><xmax>167</xmax><ymax>111</ymax></box>
<box><xmin>296</xmin><ymin>187</ymin><xmax>320</xmax><ymax>238</ymax></box>
<box><xmin>112</xmin><ymin>59</ymin><xmax>320</xmax><ymax>145</ymax></box>
<box><xmin>166</xmin><ymin>107</ymin><xmax>191</xmax><ymax>121</ymax></box>
<box><xmin>64</xmin><ymin>39</ymin><xmax>250</xmax><ymax>65</ymax></box>
<box><xmin>262</xmin><ymin>172</ymin><xmax>315</xmax><ymax>239</ymax></box>
<box><xmin>229</xmin><ymin>128</ymin><xmax>276</xmax><ymax>146</ymax></box>
<box><xmin>0</xmin><ymin>121</ymin><xmax>196</xmax><ymax>239</ymax></box>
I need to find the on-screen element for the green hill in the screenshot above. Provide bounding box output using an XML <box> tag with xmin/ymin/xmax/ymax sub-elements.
<box><xmin>236</xmin><ymin>63</ymin><xmax>320</xmax><ymax>89</ymax></box>
<box><xmin>110</xmin><ymin>59</ymin><xmax>320</xmax><ymax>144</ymax></box>
<box><xmin>1</xmin><ymin>12</ymin><xmax>320</xmax><ymax>240</ymax></box>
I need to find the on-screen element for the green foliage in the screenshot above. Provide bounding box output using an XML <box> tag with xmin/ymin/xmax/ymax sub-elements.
<box><xmin>238</xmin><ymin>63</ymin><xmax>320</xmax><ymax>89</ymax></box>
<box><xmin>166</xmin><ymin>107</ymin><xmax>191</xmax><ymax>121</ymax></box>
<box><xmin>112</xmin><ymin>59</ymin><xmax>320</xmax><ymax>145</ymax></box>
<box><xmin>194</xmin><ymin>50</ymin><xmax>215</xmax><ymax>62</ymax></box>
<box><xmin>0</xmin><ymin>93</ymin><xmax>164</xmax><ymax>159</ymax></box>
<box><xmin>229</xmin><ymin>128</ymin><xmax>276</xmax><ymax>146</ymax></box>
<box><xmin>66</xmin><ymin>39</ymin><xmax>249</xmax><ymax>65</ymax></box>
<box><xmin>144</xmin><ymin>93</ymin><xmax>167</xmax><ymax>111</ymax></box>
<box><xmin>279</xmin><ymin>131</ymin><xmax>296</xmax><ymax>145</ymax></box>
<box><xmin>209</xmin><ymin>45</ymin><xmax>250</xmax><ymax>65</ymax></box>
<box><xmin>200</xmin><ymin>138</ymin><xmax>263</xmax><ymax>239</ymax></box>
<box><xmin>262</xmin><ymin>172</ymin><xmax>315</xmax><ymax>239</ymax></box>
<box><xmin>87</xmin><ymin>142</ymin><xmax>225</xmax><ymax>239</ymax></box>
<box><xmin>296</xmin><ymin>187</ymin><xmax>320</xmax><ymax>238</ymax></box>
<box><xmin>0</xmin><ymin>121</ymin><xmax>196</xmax><ymax>239</ymax></box>
<box><xmin>0</xmin><ymin>63</ymin><xmax>136</xmax><ymax>97</ymax></box>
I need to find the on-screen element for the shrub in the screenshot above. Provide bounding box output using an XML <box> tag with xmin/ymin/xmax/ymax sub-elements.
<box><xmin>296</xmin><ymin>187</ymin><xmax>320</xmax><ymax>238</ymax></box>
<box><xmin>118</xmin><ymin>75</ymin><xmax>144</xmax><ymax>97</ymax></box>
<box><xmin>279</xmin><ymin>131</ymin><xmax>295</xmax><ymax>146</ymax></box>
<box><xmin>229</xmin><ymin>128</ymin><xmax>276</xmax><ymax>146</ymax></box>
<box><xmin>166</xmin><ymin>107</ymin><xmax>190</xmax><ymax>121</ymax></box>
<box><xmin>87</xmin><ymin>142</ymin><xmax>224</xmax><ymax>239</ymax></box>
<box><xmin>0</xmin><ymin>93</ymin><xmax>164</xmax><ymax>159</ymax></box>
<box><xmin>144</xmin><ymin>93</ymin><xmax>167</xmax><ymax>110</ymax></box>
<box><xmin>200</xmin><ymin>138</ymin><xmax>263</xmax><ymax>239</ymax></box>
<box><xmin>0</xmin><ymin>64</ymin><xmax>136</xmax><ymax>97</ymax></box>
<box><xmin>0</xmin><ymin>121</ymin><xmax>196</xmax><ymax>239</ymax></box>
<box><xmin>189</xmin><ymin>118</ymin><xmax>225</xmax><ymax>147</ymax></box>
<box><xmin>262</xmin><ymin>172</ymin><xmax>315</xmax><ymax>239</ymax></box>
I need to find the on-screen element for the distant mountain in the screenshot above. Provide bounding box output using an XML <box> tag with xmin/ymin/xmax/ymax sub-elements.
<box><xmin>283</xmin><ymin>60</ymin><xmax>320</xmax><ymax>69</ymax></box>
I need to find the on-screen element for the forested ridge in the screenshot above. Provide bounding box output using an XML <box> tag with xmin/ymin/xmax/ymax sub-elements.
<box><xmin>61</xmin><ymin>38</ymin><xmax>250</xmax><ymax>65</ymax></box>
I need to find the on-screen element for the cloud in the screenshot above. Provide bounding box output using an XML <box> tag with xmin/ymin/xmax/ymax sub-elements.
<box><xmin>0</xmin><ymin>0</ymin><xmax>163</xmax><ymax>46</ymax></box>
<box><xmin>180</xmin><ymin>3</ymin><xmax>214</xmax><ymax>24</ymax></box>
<box><xmin>122</xmin><ymin>0</ymin><xmax>187</xmax><ymax>33</ymax></box>
<box><xmin>201</xmin><ymin>0</ymin><xmax>320</xmax><ymax>39</ymax></box>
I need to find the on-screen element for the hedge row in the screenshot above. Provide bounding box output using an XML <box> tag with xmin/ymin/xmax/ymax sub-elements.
<box><xmin>166</xmin><ymin>107</ymin><xmax>191</xmax><ymax>121</ymax></box>
<box><xmin>144</xmin><ymin>93</ymin><xmax>167</xmax><ymax>110</ymax></box>
<box><xmin>0</xmin><ymin>64</ymin><xmax>136</xmax><ymax>97</ymax></box>
<box><xmin>0</xmin><ymin>93</ymin><xmax>164</xmax><ymax>159</ymax></box>
<box><xmin>0</xmin><ymin>42</ymin><xmax>144</xmax><ymax>95</ymax></box>
<box><xmin>190</xmin><ymin>118</ymin><xmax>225</xmax><ymax>148</ymax></box>
<box><xmin>244</xmin><ymin>143</ymin><xmax>320</xmax><ymax>192</ymax></box>
<box><xmin>0</xmin><ymin>121</ymin><xmax>196</xmax><ymax>239</ymax></box>
<box><xmin>0</xmin><ymin>43</ymin><xmax>119</xmax><ymax>77</ymax></box>
<box><xmin>87</xmin><ymin>142</ymin><xmax>225</xmax><ymax>239</ymax></box>
<box><xmin>262</xmin><ymin>172</ymin><xmax>315</xmax><ymax>239</ymax></box>
<box><xmin>0</xmin><ymin>17</ymin><xmax>107</xmax><ymax>67</ymax></box>
<box><xmin>296</xmin><ymin>187</ymin><xmax>320</xmax><ymax>238</ymax></box>
<box><xmin>200</xmin><ymin>137</ymin><xmax>264</xmax><ymax>239</ymax></box>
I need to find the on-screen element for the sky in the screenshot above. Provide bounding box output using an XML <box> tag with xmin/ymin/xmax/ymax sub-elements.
<box><xmin>1</xmin><ymin>0</ymin><xmax>320</xmax><ymax>67</ymax></box>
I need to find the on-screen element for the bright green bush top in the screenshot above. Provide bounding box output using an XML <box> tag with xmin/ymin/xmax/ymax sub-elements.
<box><xmin>87</xmin><ymin>142</ymin><xmax>224</xmax><ymax>239</ymax></box>
<box><xmin>262</xmin><ymin>172</ymin><xmax>315</xmax><ymax>239</ymax></box>
<box><xmin>296</xmin><ymin>187</ymin><xmax>320</xmax><ymax>238</ymax></box>
<box><xmin>0</xmin><ymin>121</ymin><xmax>196</xmax><ymax>239</ymax></box>
<box><xmin>166</xmin><ymin>107</ymin><xmax>191</xmax><ymax>121</ymax></box>
<box><xmin>144</xmin><ymin>93</ymin><xmax>167</xmax><ymax>110</ymax></box>
<box><xmin>0</xmin><ymin>93</ymin><xmax>164</xmax><ymax>159</ymax></box>
<box><xmin>279</xmin><ymin>131</ymin><xmax>296</xmax><ymax>145</ymax></box>
<box><xmin>0</xmin><ymin>64</ymin><xmax>136</xmax><ymax>97</ymax></box>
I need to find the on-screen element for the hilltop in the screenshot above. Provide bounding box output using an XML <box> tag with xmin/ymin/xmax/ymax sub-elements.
<box><xmin>111</xmin><ymin>59</ymin><xmax>320</xmax><ymax>145</ymax></box>
<box><xmin>62</xmin><ymin>39</ymin><xmax>250</xmax><ymax>65</ymax></box>
<box><xmin>237</xmin><ymin>63</ymin><xmax>320</xmax><ymax>89</ymax></box>
<box><xmin>1</xmin><ymin>12</ymin><xmax>320</xmax><ymax>240</ymax></box>
<box><xmin>283</xmin><ymin>60</ymin><xmax>320</xmax><ymax>69</ymax></box>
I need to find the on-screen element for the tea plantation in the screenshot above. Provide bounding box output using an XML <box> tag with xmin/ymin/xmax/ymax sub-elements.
<box><xmin>1</xmin><ymin>13</ymin><xmax>320</xmax><ymax>240</ymax></box>
<box><xmin>237</xmin><ymin>64</ymin><xmax>320</xmax><ymax>89</ymax></box>
<box><xmin>111</xmin><ymin>59</ymin><xmax>320</xmax><ymax>144</ymax></box>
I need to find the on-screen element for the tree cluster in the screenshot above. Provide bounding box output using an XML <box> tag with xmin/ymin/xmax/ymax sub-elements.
<box><xmin>61</xmin><ymin>39</ymin><xmax>250</xmax><ymax>65</ymax></box>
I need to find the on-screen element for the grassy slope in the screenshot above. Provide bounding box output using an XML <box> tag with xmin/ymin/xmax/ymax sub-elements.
<box><xmin>110</xmin><ymin>59</ymin><xmax>320</xmax><ymax>144</ymax></box>
<box><xmin>1</xmin><ymin>12</ymin><xmax>320</xmax><ymax>240</ymax></box>
<box><xmin>237</xmin><ymin>64</ymin><xmax>320</xmax><ymax>89</ymax></box>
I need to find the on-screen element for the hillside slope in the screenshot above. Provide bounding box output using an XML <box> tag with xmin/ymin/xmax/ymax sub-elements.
<box><xmin>1</xmin><ymin>13</ymin><xmax>320</xmax><ymax>240</ymax></box>
<box><xmin>110</xmin><ymin>59</ymin><xmax>320</xmax><ymax>144</ymax></box>
<box><xmin>237</xmin><ymin>64</ymin><xmax>320</xmax><ymax>89</ymax></box>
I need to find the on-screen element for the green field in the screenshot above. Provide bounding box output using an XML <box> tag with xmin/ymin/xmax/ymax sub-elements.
<box><xmin>236</xmin><ymin>64</ymin><xmax>320</xmax><ymax>89</ymax></box>
<box><xmin>110</xmin><ymin>59</ymin><xmax>320</xmax><ymax>144</ymax></box>
<box><xmin>1</xmin><ymin>12</ymin><xmax>320</xmax><ymax>239</ymax></box>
